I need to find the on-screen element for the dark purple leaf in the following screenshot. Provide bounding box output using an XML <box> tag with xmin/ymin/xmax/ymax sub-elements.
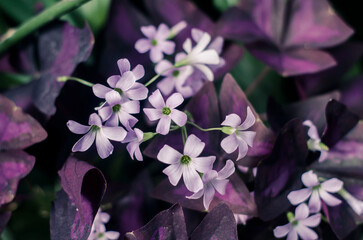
<box><xmin>255</xmin><ymin>119</ymin><xmax>308</xmax><ymax>221</ymax></box>
<box><xmin>50</xmin><ymin>157</ymin><xmax>106</xmax><ymax>240</ymax></box>
<box><xmin>124</xmin><ymin>203</ymin><xmax>188</xmax><ymax>240</ymax></box>
<box><xmin>218</xmin><ymin>0</ymin><xmax>353</xmax><ymax>76</ymax></box>
<box><xmin>341</xmin><ymin>75</ymin><xmax>363</xmax><ymax>119</ymax></box>
<box><xmin>219</xmin><ymin>74</ymin><xmax>275</xmax><ymax>167</ymax></box>
<box><xmin>190</xmin><ymin>203</ymin><xmax>237</xmax><ymax>240</ymax></box>
<box><xmin>0</xmin><ymin>211</ymin><xmax>11</xmax><ymax>234</ymax></box>
<box><xmin>0</xmin><ymin>94</ymin><xmax>47</xmax><ymax>150</ymax></box>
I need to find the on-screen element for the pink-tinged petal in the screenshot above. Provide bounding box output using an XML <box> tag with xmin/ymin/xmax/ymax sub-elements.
<box><xmin>212</xmin><ymin>179</ymin><xmax>229</xmax><ymax>195</ymax></box>
<box><xmin>107</xmin><ymin>75</ymin><xmax>120</xmax><ymax>88</ymax></box>
<box><xmin>155</xmin><ymin>23</ymin><xmax>170</xmax><ymax>40</ymax></box>
<box><xmin>321</xmin><ymin>178</ymin><xmax>344</xmax><ymax>193</ymax></box>
<box><xmin>295</xmin><ymin>224</ymin><xmax>318</xmax><ymax>240</ymax></box>
<box><xmin>126</xmin><ymin>83</ymin><xmax>148</xmax><ymax>100</ymax></box>
<box><xmin>295</xmin><ymin>203</ymin><xmax>309</xmax><ymax>220</ymax></box>
<box><xmin>122</xmin><ymin>100</ymin><xmax>140</xmax><ymax>114</ymax></box>
<box><xmin>221</xmin><ymin>114</ymin><xmax>241</xmax><ymax>128</ymax></box>
<box><xmin>194</xmin><ymin>64</ymin><xmax>214</xmax><ymax>81</ymax></box>
<box><xmin>157</xmin><ymin>77</ymin><xmax>175</xmax><ymax>96</ymax></box>
<box><xmin>141</xmin><ymin>25</ymin><xmax>156</xmax><ymax>38</ymax></box>
<box><xmin>182</xmin><ymin>165</ymin><xmax>203</xmax><ymax>192</ymax></box>
<box><xmin>202</xmin><ymin>170</ymin><xmax>218</xmax><ymax>183</ymax></box>
<box><xmin>117</xmin><ymin>111</ymin><xmax>138</xmax><ymax>129</ymax></box>
<box><xmin>161</xmin><ymin>41</ymin><xmax>175</xmax><ymax>55</ymax></box>
<box><xmin>273</xmin><ymin>223</ymin><xmax>291</xmax><ymax>238</ymax></box>
<box><xmin>102</xmin><ymin>126</ymin><xmax>127</xmax><ymax>142</ymax></box>
<box><xmin>209</xmin><ymin>36</ymin><xmax>224</xmax><ymax>54</ymax></box>
<box><xmin>183</xmin><ymin>38</ymin><xmax>192</xmax><ymax>53</ymax></box>
<box><xmin>184</xmin><ymin>134</ymin><xmax>205</xmax><ymax>158</ymax></box>
<box><xmin>300</xmin><ymin>213</ymin><xmax>321</xmax><ymax>227</ymax></box>
<box><xmin>186</xmin><ymin>189</ymin><xmax>204</xmax><ymax>199</ymax></box>
<box><xmin>132</xmin><ymin>64</ymin><xmax>145</xmax><ymax>80</ymax></box>
<box><xmin>308</xmin><ymin>190</ymin><xmax>321</xmax><ymax>213</ymax></box>
<box><xmin>286</xmin><ymin>229</ymin><xmax>298</xmax><ymax>240</ymax></box>
<box><xmin>116</xmin><ymin>71</ymin><xmax>136</xmax><ymax>91</ymax></box>
<box><xmin>303</xmin><ymin>120</ymin><xmax>320</xmax><ymax>140</ymax></box>
<box><xmin>238</xmin><ymin>131</ymin><xmax>256</xmax><ymax>147</ymax></box>
<box><xmin>155</xmin><ymin>60</ymin><xmax>174</xmax><ymax>75</ymax></box>
<box><xmin>117</xmin><ymin>58</ymin><xmax>131</xmax><ymax>74</ymax></box>
<box><xmin>220</xmin><ymin>134</ymin><xmax>239</xmax><ymax>154</ymax></box>
<box><xmin>191</xmin><ymin>156</ymin><xmax>215</xmax><ymax>173</ymax></box>
<box><xmin>166</xmin><ymin>92</ymin><xmax>184</xmax><ymax>109</ymax></box>
<box><xmin>135</xmin><ymin>128</ymin><xmax>143</xmax><ymax>142</ymax></box>
<box><xmin>318</xmin><ymin>150</ymin><xmax>328</xmax><ymax>162</ymax></box>
<box><xmin>143</xmin><ymin>108</ymin><xmax>162</xmax><ymax>121</ymax></box>
<box><xmin>163</xmin><ymin>164</ymin><xmax>183</xmax><ymax>186</ymax></box>
<box><xmin>203</xmin><ymin>185</ymin><xmax>215</xmax><ymax>210</ymax></box>
<box><xmin>170</xmin><ymin>109</ymin><xmax>187</xmax><ymax>127</ymax></box>
<box><xmin>148</xmin><ymin>89</ymin><xmax>165</xmax><ymax>109</ymax></box>
<box><xmin>98</xmin><ymin>212</ymin><xmax>110</xmax><ymax>223</ymax></box>
<box><xmin>126</xmin><ymin>141</ymin><xmax>142</xmax><ymax>161</ymax></box>
<box><xmin>134</xmin><ymin>146</ymin><xmax>143</xmax><ymax>161</ymax></box>
<box><xmin>156</xmin><ymin>116</ymin><xmax>171</xmax><ymax>135</ymax></box>
<box><xmin>92</xmin><ymin>84</ymin><xmax>112</xmax><ymax>98</ymax></box>
<box><xmin>318</xmin><ymin>189</ymin><xmax>342</xmax><ymax>207</ymax></box>
<box><xmin>67</xmin><ymin>120</ymin><xmax>90</xmax><ymax>134</ymax></box>
<box><xmin>150</xmin><ymin>47</ymin><xmax>163</xmax><ymax>63</ymax></box>
<box><xmin>217</xmin><ymin>160</ymin><xmax>235</xmax><ymax>179</ymax></box>
<box><xmin>135</xmin><ymin>39</ymin><xmax>152</xmax><ymax>53</ymax></box>
<box><xmin>287</xmin><ymin>188</ymin><xmax>312</xmax><ymax>205</ymax></box>
<box><xmin>105</xmin><ymin>91</ymin><xmax>122</xmax><ymax>106</ymax></box>
<box><xmin>239</xmin><ymin>107</ymin><xmax>256</xmax><ymax>130</ymax></box>
<box><xmin>301</xmin><ymin>170</ymin><xmax>319</xmax><ymax>187</ymax></box>
<box><xmin>98</xmin><ymin>106</ymin><xmax>113</xmax><ymax>122</ymax></box>
<box><xmin>95</xmin><ymin>133</ymin><xmax>114</xmax><ymax>159</ymax></box>
<box><xmin>88</xmin><ymin>113</ymin><xmax>102</xmax><ymax>126</ymax></box>
<box><xmin>237</xmin><ymin>140</ymin><xmax>249</xmax><ymax>160</ymax></box>
<box><xmin>72</xmin><ymin>131</ymin><xmax>95</xmax><ymax>152</ymax></box>
<box><xmin>105</xmin><ymin>231</ymin><xmax>120</xmax><ymax>240</ymax></box>
<box><xmin>157</xmin><ymin>145</ymin><xmax>182</xmax><ymax>164</ymax></box>
<box><xmin>191</xmin><ymin>28</ymin><xmax>204</xmax><ymax>42</ymax></box>
<box><xmin>105</xmin><ymin>113</ymin><xmax>118</xmax><ymax>127</ymax></box>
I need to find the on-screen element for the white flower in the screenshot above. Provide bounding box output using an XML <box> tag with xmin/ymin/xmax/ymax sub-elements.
<box><xmin>339</xmin><ymin>189</ymin><xmax>363</xmax><ymax>216</ymax></box>
<box><xmin>303</xmin><ymin>120</ymin><xmax>329</xmax><ymax>162</ymax></box>
<box><xmin>88</xmin><ymin>209</ymin><xmax>120</xmax><ymax>240</ymax></box>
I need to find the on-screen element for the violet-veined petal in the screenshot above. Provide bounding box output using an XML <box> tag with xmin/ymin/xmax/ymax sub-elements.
<box><xmin>122</xmin><ymin>100</ymin><xmax>140</xmax><ymax>114</ymax></box>
<box><xmin>134</xmin><ymin>146</ymin><xmax>143</xmax><ymax>161</ymax></box>
<box><xmin>143</xmin><ymin>108</ymin><xmax>162</xmax><ymax>121</ymax></box>
<box><xmin>132</xmin><ymin>64</ymin><xmax>145</xmax><ymax>80</ymax></box>
<box><xmin>212</xmin><ymin>179</ymin><xmax>229</xmax><ymax>195</ymax></box>
<box><xmin>126</xmin><ymin>83</ymin><xmax>148</xmax><ymax>100</ymax></box>
<box><xmin>221</xmin><ymin>114</ymin><xmax>241</xmax><ymax>128</ymax></box>
<box><xmin>318</xmin><ymin>189</ymin><xmax>342</xmax><ymax>206</ymax></box>
<box><xmin>237</xmin><ymin>140</ymin><xmax>249</xmax><ymax>160</ymax></box>
<box><xmin>295</xmin><ymin>224</ymin><xmax>318</xmax><ymax>240</ymax></box>
<box><xmin>72</xmin><ymin>131</ymin><xmax>95</xmax><ymax>152</ymax></box>
<box><xmin>92</xmin><ymin>84</ymin><xmax>112</xmax><ymax>99</ymax></box>
<box><xmin>102</xmin><ymin>126</ymin><xmax>126</xmax><ymax>142</ymax></box>
<box><xmin>135</xmin><ymin>39</ymin><xmax>152</xmax><ymax>53</ymax></box>
<box><xmin>116</xmin><ymin>71</ymin><xmax>136</xmax><ymax>91</ymax></box>
<box><xmin>186</xmin><ymin>189</ymin><xmax>204</xmax><ymax>199</ymax></box>
<box><xmin>308</xmin><ymin>191</ymin><xmax>321</xmax><ymax>213</ymax></box>
<box><xmin>182</xmin><ymin>165</ymin><xmax>203</xmax><ymax>192</ymax></box>
<box><xmin>184</xmin><ymin>134</ymin><xmax>205</xmax><ymax>158</ymax></box>
<box><xmin>301</xmin><ymin>170</ymin><xmax>319</xmax><ymax>187</ymax></box>
<box><xmin>117</xmin><ymin>58</ymin><xmax>131</xmax><ymax>74</ymax></box>
<box><xmin>105</xmin><ymin>113</ymin><xmax>118</xmax><ymax>127</ymax></box>
<box><xmin>89</xmin><ymin>113</ymin><xmax>102</xmax><ymax>126</ymax></box>
<box><xmin>95</xmin><ymin>132</ymin><xmax>113</xmax><ymax>159</ymax></box>
<box><xmin>107</xmin><ymin>75</ymin><xmax>120</xmax><ymax>88</ymax></box>
<box><xmin>191</xmin><ymin>156</ymin><xmax>215</xmax><ymax>173</ymax></box>
<box><xmin>321</xmin><ymin>178</ymin><xmax>343</xmax><ymax>193</ymax></box>
<box><xmin>239</xmin><ymin>131</ymin><xmax>256</xmax><ymax>147</ymax></box>
<box><xmin>66</xmin><ymin>121</ymin><xmax>90</xmax><ymax>134</ymax></box>
<box><xmin>105</xmin><ymin>91</ymin><xmax>122</xmax><ymax>106</ymax></box>
<box><xmin>286</xmin><ymin>229</ymin><xmax>298</xmax><ymax>240</ymax></box>
<box><xmin>166</xmin><ymin>92</ymin><xmax>184</xmax><ymax>109</ymax></box>
<box><xmin>98</xmin><ymin>106</ymin><xmax>113</xmax><ymax>122</ymax></box>
<box><xmin>239</xmin><ymin>107</ymin><xmax>256</xmax><ymax>130</ymax></box>
<box><xmin>156</xmin><ymin>116</ymin><xmax>171</xmax><ymax>135</ymax></box>
<box><xmin>157</xmin><ymin>145</ymin><xmax>182</xmax><ymax>164</ymax></box>
<box><xmin>163</xmin><ymin>164</ymin><xmax>183</xmax><ymax>186</ymax></box>
<box><xmin>217</xmin><ymin>160</ymin><xmax>235</xmax><ymax>179</ymax></box>
<box><xmin>287</xmin><ymin>188</ymin><xmax>312</xmax><ymax>205</ymax></box>
<box><xmin>203</xmin><ymin>185</ymin><xmax>215</xmax><ymax>210</ymax></box>
<box><xmin>220</xmin><ymin>134</ymin><xmax>239</xmax><ymax>154</ymax></box>
<box><xmin>117</xmin><ymin>111</ymin><xmax>138</xmax><ymax>129</ymax></box>
<box><xmin>170</xmin><ymin>109</ymin><xmax>187</xmax><ymax>127</ymax></box>
<box><xmin>148</xmin><ymin>89</ymin><xmax>165</xmax><ymax>109</ymax></box>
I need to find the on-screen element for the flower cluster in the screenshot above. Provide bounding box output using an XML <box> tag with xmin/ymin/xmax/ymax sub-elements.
<box><xmin>88</xmin><ymin>209</ymin><xmax>119</xmax><ymax>240</ymax></box>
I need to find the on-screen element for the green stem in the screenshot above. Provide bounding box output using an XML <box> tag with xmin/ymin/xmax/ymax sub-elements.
<box><xmin>0</xmin><ymin>0</ymin><xmax>92</xmax><ymax>55</ymax></box>
<box><xmin>181</xmin><ymin>126</ymin><xmax>188</xmax><ymax>145</ymax></box>
<box><xmin>187</xmin><ymin>121</ymin><xmax>222</xmax><ymax>132</ymax></box>
<box><xmin>245</xmin><ymin>66</ymin><xmax>270</xmax><ymax>97</ymax></box>
<box><xmin>321</xmin><ymin>214</ymin><xmax>329</xmax><ymax>223</ymax></box>
<box><xmin>144</xmin><ymin>66</ymin><xmax>175</xmax><ymax>87</ymax></box>
<box><xmin>57</xmin><ymin>76</ymin><xmax>94</xmax><ymax>87</ymax></box>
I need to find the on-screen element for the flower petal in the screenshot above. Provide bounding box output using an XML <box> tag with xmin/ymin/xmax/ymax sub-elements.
<box><xmin>194</xmin><ymin>63</ymin><xmax>214</xmax><ymax>81</ymax></box>
<box><xmin>217</xmin><ymin>160</ymin><xmax>235</xmax><ymax>179</ymax></box>
<box><xmin>156</xmin><ymin>116</ymin><xmax>171</xmax><ymax>135</ymax></box>
<box><xmin>186</xmin><ymin>189</ymin><xmax>204</xmax><ymax>199</ymax></box>
<box><xmin>132</xmin><ymin>64</ymin><xmax>145</xmax><ymax>80</ymax></box>
<box><xmin>98</xmin><ymin>106</ymin><xmax>113</xmax><ymax>122</ymax></box>
<box><xmin>163</xmin><ymin>164</ymin><xmax>183</xmax><ymax>186</ymax></box>
<box><xmin>72</xmin><ymin>131</ymin><xmax>95</xmax><ymax>152</ymax></box>
<box><xmin>105</xmin><ymin>91</ymin><xmax>122</xmax><ymax>106</ymax></box>
<box><xmin>295</xmin><ymin>203</ymin><xmax>309</xmax><ymax>220</ymax></box>
<box><xmin>95</xmin><ymin>132</ymin><xmax>114</xmax><ymax>159</ymax></box>
<box><xmin>157</xmin><ymin>77</ymin><xmax>175</xmax><ymax>96</ymax></box>
<box><xmin>238</xmin><ymin>131</ymin><xmax>256</xmax><ymax>147</ymax></box>
<box><xmin>192</xmin><ymin>32</ymin><xmax>211</xmax><ymax>54</ymax></box>
<box><xmin>148</xmin><ymin>89</ymin><xmax>165</xmax><ymax>109</ymax></box>
<box><xmin>143</xmin><ymin>108</ymin><xmax>162</xmax><ymax>121</ymax></box>
<box><xmin>141</xmin><ymin>25</ymin><xmax>156</xmax><ymax>38</ymax></box>
<box><xmin>303</xmin><ymin>120</ymin><xmax>320</xmax><ymax>140</ymax></box>
<box><xmin>287</xmin><ymin>188</ymin><xmax>312</xmax><ymax>205</ymax></box>
<box><xmin>286</xmin><ymin>229</ymin><xmax>298</xmax><ymax>240</ymax></box>
<box><xmin>202</xmin><ymin>170</ymin><xmax>218</xmax><ymax>183</ymax></box>
<box><xmin>170</xmin><ymin>109</ymin><xmax>187</xmax><ymax>127</ymax></box>
<box><xmin>182</xmin><ymin>165</ymin><xmax>203</xmax><ymax>192</ymax></box>
<box><xmin>221</xmin><ymin>114</ymin><xmax>241</xmax><ymax>128</ymax></box>
<box><xmin>135</xmin><ymin>39</ymin><xmax>151</xmax><ymax>53</ymax></box>
<box><xmin>300</xmin><ymin>213</ymin><xmax>321</xmax><ymax>227</ymax></box>
<box><xmin>67</xmin><ymin>120</ymin><xmax>90</xmax><ymax>134</ymax></box>
<box><xmin>239</xmin><ymin>107</ymin><xmax>256</xmax><ymax>130</ymax></box>
<box><xmin>237</xmin><ymin>140</ymin><xmax>249</xmax><ymax>160</ymax></box>
<box><xmin>166</xmin><ymin>92</ymin><xmax>184</xmax><ymax>109</ymax></box>
<box><xmin>184</xmin><ymin>134</ymin><xmax>205</xmax><ymax>158</ymax></box>
<box><xmin>102</xmin><ymin>126</ymin><xmax>127</xmax><ymax>142</ymax></box>
<box><xmin>150</xmin><ymin>47</ymin><xmax>163</xmax><ymax>63</ymax></box>
<box><xmin>155</xmin><ymin>60</ymin><xmax>174</xmax><ymax>75</ymax></box>
<box><xmin>203</xmin><ymin>185</ymin><xmax>215</xmax><ymax>210</ymax></box>
<box><xmin>116</xmin><ymin>71</ymin><xmax>136</xmax><ymax>91</ymax></box>
<box><xmin>134</xmin><ymin>145</ymin><xmax>143</xmax><ymax>161</ymax></box>
<box><xmin>122</xmin><ymin>100</ymin><xmax>140</xmax><ymax>114</ymax></box>
<box><xmin>157</xmin><ymin>145</ymin><xmax>182</xmax><ymax>164</ymax></box>
<box><xmin>92</xmin><ymin>84</ymin><xmax>112</xmax><ymax>98</ymax></box>
<box><xmin>126</xmin><ymin>83</ymin><xmax>148</xmax><ymax>100</ymax></box>
<box><xmin>220</xmin><ymin>134</ymin><xmax>239</xmax><ymax>154</ymax></box>
<box><xmin>321</xmin><ymin>178</ymin><xmax>344</xmax><ymax>193</ymax></box>
<box><xmin>88</xmin><ymin>113</ymin><xmax>102</xmax><ymax>126</ymax></box>
<box><xmin>212</xmin><ymin>179</ymin><xmax>229</xmax><ymax>195</ymax></box>
<box><xmin>273</xmin><ymin>223</ymin><xmax>291</xmax><ymax>238</ymax></box>
<box><xmin>105</xmin><ymin>113</ymin><xmax>118</xmax><ymax>127</ymax></box>
<box><xmin>319</xmin><ymin>189</ymin><xmax>342</xmax><ymax>207</ymax></box>
<box><xmin>308</xmin><ymin>190</ymin><xmax>321</xmax><ymax>213</ymax></box>
<box><xmin>107</xmin><ymin>75</ymin><xmax>120</xmax><ymax>88</ymax></box>
<box><xmin>191</xmin><ymin>50</ymin><xmax>219</xmax><ymax>65</ymax></box>
<box><xmin>183</xmin><ymin>38</ymin><xmax>192</xmax><ymax>53</ymax></box>
<box><xmin>117</xmin><ymin>111</ymin><xmax>138</xmax><ymax>129</ymax></box>
<box><xmin>155</xmin><ymin>23</ymin><xmax>170</xmax><ymax>40</ymax></box>
<box><xmin>117</xmin><ymin>58</ymin><xmax>131</xmax><ymax>74</ymax></box>
<box><xmin>105</xmin><ymin>231</ymin><xmax>120</xmax><ymax>240</ymax></box>
<box><xmin>192</xmin><ymin>156</ymin><xmax>215</xmax><ymax>173</ymax></box>
<box><xmin>160</xmin><ymin>41</ymin><xmax>176</xmax><ymax>55</ymax></box>
<box><xmin>301</xmin><ymin>170</ymin><xmax>319</xmax><ymax>187</ymax></box>
<box><xmin>295</xmin><ymin>224</ymin><xmax>318</xmax><ymax>240</ymax></box>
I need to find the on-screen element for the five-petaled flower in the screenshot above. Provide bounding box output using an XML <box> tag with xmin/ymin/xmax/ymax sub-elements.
<box><xmin>187</xmin><ymin>159</ymin><xmax>235</xmax><ymax>210</ymax></box>
<box><xmin>274</xmin><ymin>203</ymin><xmax>321</xmax><ymax>240</ymax></box>
<box><xmin>143</xmin><ymin>89</ymin><xmax>187</xmax><ymax>135</ymax></box>
<box><xmin>220</xmin><ymin>106</ymin><xmax>256</xmax><ymax>160</ymax></box>
<box><xmin>122</xmin><ymin>128</ymin><xmax>144</xmax><ymax>161</ymax></box>
<box><xmin>88</xmin><ymin>209</ymin><xmax>120</xmax><ymax>240</ymax></box>
<box><xmin>157</xmin><ymin>134</ymin><xmax>216</xmax><ymax>193</ymax></box>
<box><xmin>67</xmin><ymin>113</ymin><xmax>126</xmax><ymax>159</ymax></box>
<box><xmin>303</xmin><ymin>120</ymin><xmax>329</xmax><ymax>162</ymax></box>
<box><xmin>288</xmin><ymin>170</ymin><xmax>343</xmax><ymax>213</ymax></box>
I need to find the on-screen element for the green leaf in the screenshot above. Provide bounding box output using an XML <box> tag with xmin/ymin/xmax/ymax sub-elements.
<box><xmin>0</xmin><ymin>72</ymin><xmax>33</xmax><ymax>89</ymax></box>
<box><xmin>213</xmin><ymin>0</ymin><xmax>239</xmax><ymax>12</ymax></box>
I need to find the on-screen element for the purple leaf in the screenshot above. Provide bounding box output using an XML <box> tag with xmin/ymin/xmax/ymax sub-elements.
<box><xmin>190</xmin><ymin>203</ymin><xmax>237</xmax><ymax>240</ymax></box>
<box><xmin>50</xmin><ymin>157</ymin><xmax>106</xmax><ymax>240</ymax></box>
<box><xmin>255</xmin><ymin>119</ymin><xmax>308</xmax><ymax>221</ymax></box>
<box><xmin>341</xmin><ymin>75</ymin><xmax>363</xmax><ymax>119</ymax></box>
<box><xmin>124</xmin><ymin>203</ymin><xmax>188</xmax><ymax>240</ymax></box>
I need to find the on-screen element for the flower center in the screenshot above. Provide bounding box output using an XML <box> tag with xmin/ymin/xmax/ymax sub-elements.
<box><xmin>180</xmin><ymin>155</ymin><xmax>191</xmax><ymax>165</ymax></box>
<box><xmin>90</xmin><ymin>125</ymin><xmax>100</xmax><ymax>132</ymax></box>
<box><xmin>162</xmin><ymin>107</ymin><xmax>171</xmax><ymax>115</ymax></box>
<box><xmin>114</xmin><ymin>88</ymin><xmax>123</xmax><ymax>96</ymax></box>
<box><xmin>151</xmin><ymin>39</ymin><xmax>158</xmax><ymax>46</ymax></box>
<box><xmin>97</xmin><ymin>232</ymin><xmax>104</xmax><ymax>238</ymax></box>
<box><xmin>291</xmin><ymin>220</ymin><xmax>299</xmax><ymax>227</ymax></box>
<box><xmin>312</xmin><ymin>185</ymin><xmax>321</xmax><ymax>191</ymax></box>
<box><xmin>112</xmin><ymin>104</ymin><xmax>121</xmax><ymax>112</ymax></box>
<box><xmin>172</xmin><ymin>70</ymin><xmax>180</xmax><ymax>77</ymax></box>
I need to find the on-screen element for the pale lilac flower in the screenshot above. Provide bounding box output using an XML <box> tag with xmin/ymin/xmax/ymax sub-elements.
<box><xmin>122</xmin><ymin>128</ymin><xmax>144</xmax><ymax>161</ymax></box>
<box><xmin>220</xmin><ymin>107</ymin><xmax>256</xmax><ymax>160</ymax></box>
<box><xmin>135</xmin><ymin>23</ymin><xmax>176</xmax><ymax>63</ymax></box>
<box><xmin>273</xmin><ymin>203</ymin><xmax>321</xmax><ymax>240</ymax></box>
<box><xmin>157</xmin><ymin>134</ymin><xmax>216</xmax><ymax>193</ymax></box>
<box><xmin>88</xmin><ymin>209</ymin><xmax>120</xmax><ymax>240</ymax></box>
<box><xmin>93</xmin><ymin>58</ymin><xmax>148</xmax><ymax>101</ymax></box>
<box><xmin>288</xmin><ymin>170</ymin><xmax>343</xmax><ymax>213</ymax></box>
<box><xmin>175</xmin><ymin>30</ymin><xmax>220</xmax><ymax>81</ymax></box>
<box><xmin>303</xmin><ymin>120</ymin><xmax>329</xmax><ymax>162</ymax></box>
<box><xmin>339</xmin><ymin>189</ymin><xmax>363</xmax><ymax>216</ymax></box>
<box><xmin>98</xmin><ymin>91</ymin><xmax>139</xmax><ymax>128</ymax></box>
<box><xmin>155</xmin><ymin>57</ymin><xmax>193</xmax><ymax>97</ymax></box>
<box><xmin>187</xmin><ymin>160</ymin><xmax>235</xmax><ymax>210</ymax></box>
<box><xmin>237</xmin><ymin>165</ymin><xmax>257</xmax><ymax>177</ymax></box>
<box><xmin>234</xmin><ymin>214</ymin><xmax>250</xmax><ymax>225</ymax></box>
<box><xmin>143</xmin><ymin>89</ymin><xmax>187</xmax><ymax>135</ymax></box>
<box><xmin>67</xmin><ymin>113</ymin><xmax>126</xmax><ymax>159</ymax></box>
<box><xmin>169</xmin><ymin>21</ymin><xmax>187</xmax><ymax>38</ymax></box>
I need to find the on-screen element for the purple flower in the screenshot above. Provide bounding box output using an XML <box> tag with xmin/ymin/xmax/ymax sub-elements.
<box><xmin>122</xmin><ymin>128</ymin><xmax>144</xmax><ymax>161</ymax></box>
<box><xmin>98</xmin><ymin>91</ymin><xmax>140</xmax><ymax>128</ymax></box>
<box><xmin>187</xmin><ymin>160</ymin><xmax>235</xmax><ymax>210</ymax></box>
<box><xmin>220</xmin><ymin>106</ymin><xmax>256</xmax><ymax>160</ymax></box>
<box><xmin>67</xmin><ymin>113</ymin><xmax>126</xmax><ymax>159</ymax></box>
<box><xmin>135</xmin><ymin>23</ymin><xmax>176</xmax><ymax>63</ymax></box>
<box><xmin>93</xmin><ymin>58</ymin><xmax>148</xmax><ymax>101</ymax></box>
<box><xmin>273</xmin><ymin>203</ymin><xmax>321</xmax><ymax>240</ymax></box>
<box><xmin>303</xmin><ymin>120</ymin><xmax>328</xmax><ymax>162</ymax></box>
<box><xmin>88</xmin><ymin>209</ymin><xmax>120</xmax><ymax>240</ymax></box>
<box><xmin>143</xmin><ymin>89</ymin><xmax>187</xmax><ymax>135</ymax></box>
<box><xmin>157</xmin><ymin>134</ymin><xmax>216</xmax><ymax>192</ymax></box>
<box><xmin>288</xmin><ymin>170</ymin><xmax>343</xmax><ymax>213</ymax></box>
